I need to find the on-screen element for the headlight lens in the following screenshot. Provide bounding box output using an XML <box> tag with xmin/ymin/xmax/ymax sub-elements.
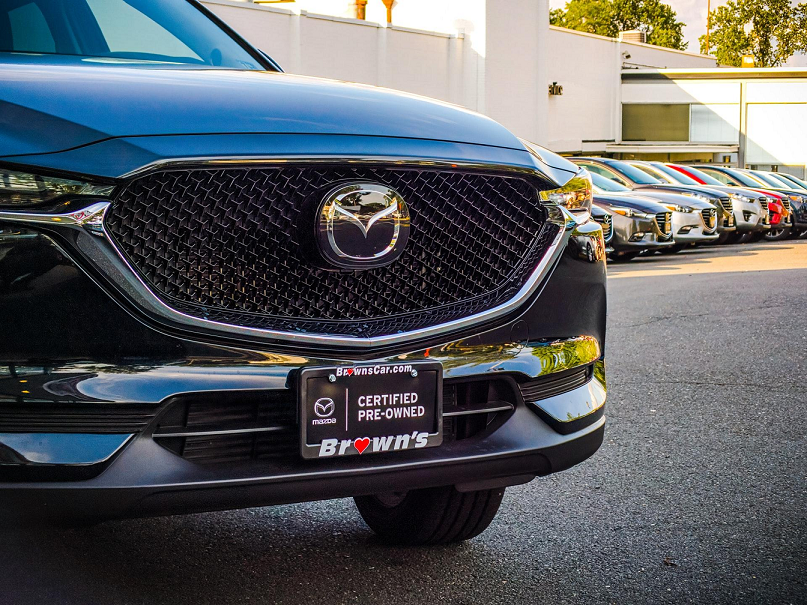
<box><xmin>730</xmin><ymin>193</ymin><xmax>751</xmax><ymax>204</ymax></box>
<box><xmin>610</xmin><ymin>206</ymin><xmax>652</xmax><ymax>219</ymax></box>
<box><xmin>663</xmin><ymin>203</ymin><xmax>692</xmax><ymax>213</ymax></box>
<box><xmin>539</xmin><ymin>168</ymin><xmax>593</xmax><ymax>215</ymax></box>
<box><xmin>680</xmin><ymin>192</ymin><xmax>712</xmax><ymax>203</ymax></box>
<box><xmin>0</xmin><ymin>168</ymin><xmax>114</xmax><ymax>207</ymax></box>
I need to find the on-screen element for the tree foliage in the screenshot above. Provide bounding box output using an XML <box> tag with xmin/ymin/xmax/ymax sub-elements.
<box><xmin>699</xmin><ymin>0</ymin><xmax>807</xmax><ymax>67</ymax></box>
<box><xmin>550</xmin><ymin>0</ymin><xmax>687</xmax><ymax>51</ymax></box>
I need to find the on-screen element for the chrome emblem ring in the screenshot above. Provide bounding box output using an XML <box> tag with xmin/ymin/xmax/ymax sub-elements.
<box><xmin>316</xmin><ymin>182</ymin><xmax>410</xmax><ymax>269</ymax></box>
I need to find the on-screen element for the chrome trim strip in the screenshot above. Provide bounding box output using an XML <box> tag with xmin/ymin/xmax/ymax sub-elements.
<box><xmin>153</xmin><ymin>426</ymin><xmax>291</xmax><ymax>439</ymax></box>
<box><xmin>0</xmin><ymin>159</ymin><xmax>586</xmax><ymax>349</ymax></box>
<box><xmin>443</xmin><ymin>404</ymin><xmax>514</xmax><ymax>418</ymax></box>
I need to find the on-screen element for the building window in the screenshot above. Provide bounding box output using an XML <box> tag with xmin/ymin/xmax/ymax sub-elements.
<box><xmin>622</xmin><ymin>104</ymin><xmax>689</xmax><ymax>142</ymax></box>
<box><xmin>690</xmin><ymin>104</ymin><xmax>739</xmax><ymax>143</ymax></box>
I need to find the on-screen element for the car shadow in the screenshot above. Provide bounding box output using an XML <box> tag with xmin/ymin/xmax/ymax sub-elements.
<box><xmin>0</xmin><ymin>501</ymin><xmax>519</xmax><ymax>605</ymax></box>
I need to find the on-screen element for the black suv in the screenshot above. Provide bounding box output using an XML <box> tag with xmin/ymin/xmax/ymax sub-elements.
<box><xmin>0</xmin><ymin>0</ymin><xmax>606</xmax><ymax>544</ymax></box>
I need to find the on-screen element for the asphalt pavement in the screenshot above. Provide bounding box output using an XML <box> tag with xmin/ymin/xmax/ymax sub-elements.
<box><xmin>2</xmin><ymin>240</ymin><xmax>806</xmax><ymax>604</ymax></box>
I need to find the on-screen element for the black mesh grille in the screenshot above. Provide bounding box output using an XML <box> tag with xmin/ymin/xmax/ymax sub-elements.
<box><xmin>105</xmin><ymin>165</ymin><xmax>556</xmax><ymax>338</ymax></box>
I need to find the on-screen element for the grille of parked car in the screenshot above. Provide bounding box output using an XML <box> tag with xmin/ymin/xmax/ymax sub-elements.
<box><xmin>150</xmin><ymin>369</ymin><xmax>592</xmax><ymax>465</ymax></box>
<box><xmin>105</xmin><ymin>165</ymin><xmax>559</xmax><ymax>339</ymax></box>
<box><xmin>701</xmin><ymin>208</ymin><xmax>717</xmax><ymax>232</ymax></box>
<box><xmin>654</xmin><ymin>212</ymin><xmax>672</xmax><ymax>238</ymax></box>
<box><xmin>782</xmin><ymin>198</ymin><xmax>792</xmax><ymax>211</ymax></box>
<box><xmin>719</xmin><ymin>197</ymin><xmax>733</xmax><ymax>213</ymax></box>
<box><xmin>594</xmin><ymin>213</ymin><xmax>613</xmax><ymax>243</ymax></box>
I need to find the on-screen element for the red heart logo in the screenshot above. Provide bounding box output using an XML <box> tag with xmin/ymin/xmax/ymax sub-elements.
<box><xmin>354</xmin><ymin>437</ymin><xmax>370</xmax><ymax>454</ymax></box>
<box><xmin>346</xmin><ymin>368</ymin><xmax>354</xmax><ymax>376</ymax></box>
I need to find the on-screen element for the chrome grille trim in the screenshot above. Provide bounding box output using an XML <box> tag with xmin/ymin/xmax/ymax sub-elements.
<box><xmin>0</xmin><ymin>158</ymin><xmax>575</xmax><ymax>349</ymax></box>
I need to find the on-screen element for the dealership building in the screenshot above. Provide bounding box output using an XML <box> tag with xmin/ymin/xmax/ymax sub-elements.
<box><xmin>204</xmin><ymin>0</ymin><xmax>807</xmax><ymax>177</ymax></box>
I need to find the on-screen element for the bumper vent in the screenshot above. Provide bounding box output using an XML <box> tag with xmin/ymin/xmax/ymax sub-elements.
<box><xmin>0</xmin><ymin>403</ymin><xmax>157</xmax><ymax>434</ymax></box>
<box><xmin>518</xmin><ymin>365</ymin><xmax>591</xmax><ymax>402</ymax></box>
<box><xmin>701</xmin><ymin>208</ymin><xmax>718</xmax><ymax>232</ymax></box>
<box><xmin>105</xmin><ymin>165</ymin><xmax>558</xmax><ymax>339</ymax></box>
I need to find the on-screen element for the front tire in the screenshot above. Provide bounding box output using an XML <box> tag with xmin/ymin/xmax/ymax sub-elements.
<box><xmin>763</xmin><ymin>227</ymin><xmax>791</xmax><ymax>241</ymax></box>
<box><xmin>354</xmin><ymin>486</ymin><xmax>505</xmax><ymax>545</ymax></box>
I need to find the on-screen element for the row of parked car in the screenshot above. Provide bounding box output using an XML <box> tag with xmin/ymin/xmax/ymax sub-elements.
<box><xmin>571</xmin><ymin>158</ymin><xmax>807</xmax><ymax>261</ymax></box>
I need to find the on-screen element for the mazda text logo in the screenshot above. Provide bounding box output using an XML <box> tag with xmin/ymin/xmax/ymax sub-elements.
<box><xmin>314</xmin><ymin>397</ymin><xmax>335</xmax><ymax>418</ymax></box>
<box><xmin>316</xmin><ymin>183</ymin><xmax>410</xmax><ymax>269</ymax></box>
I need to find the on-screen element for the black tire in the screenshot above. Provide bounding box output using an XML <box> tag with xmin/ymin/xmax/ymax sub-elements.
<box><xmin>716</xmin><ymin>231</ymin><xmax>732</xmax><ymax>245</ymax></box>
<box><xmin>354</xmin><ymin>486</ymin><xmax>505</xmax><ymax>545</ymax></box>
<box><xmin>659</xmin><ymin>244</ymin><xmax>686</xmax><ymax>254</ymax></box>
<box><xmin>763</xmin><ymin>227</ymin><xmax>791</xmax><ymax>241</ymax></box>
<box><xmin>732</xmin><ymin>232</ymin><xmax>755</xmax><ymax>244</ymax></box>
<box><xmin>610</xmin><ymin>251</ymin><xmax>638</xmax><ymax>262</ymax></box>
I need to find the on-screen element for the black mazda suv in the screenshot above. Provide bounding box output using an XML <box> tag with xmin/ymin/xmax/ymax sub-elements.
<box><xmin>0</xmin><ymin>0</ymin><xmax>606</xmax><ymax>544</ymax></box>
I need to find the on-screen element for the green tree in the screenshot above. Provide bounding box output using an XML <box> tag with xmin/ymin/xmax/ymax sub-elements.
<box><xmin>550</xmin><ymin>0</ymin><xmax>687</xmax><ymax>51</ymax></box>
<box><xmin>700</xmin><ymin>0</ymin><xmax>807</xmax><ymax>67</ymax></box>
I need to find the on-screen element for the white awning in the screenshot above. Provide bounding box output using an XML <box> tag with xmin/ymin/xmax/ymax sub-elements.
<box><xmin>605</xmin><ymin>144</ymin><xmax>739</xmax><ymax>154</ymax></box>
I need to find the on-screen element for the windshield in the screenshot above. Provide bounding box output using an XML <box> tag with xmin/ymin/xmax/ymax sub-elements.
<box><xmin>590</xmin><ymin>172</ymin><xmax>631</xmax><ymax>192</ymax></box>
<box><xmin>723</xmin><ymin>168</ymin><xmax>768</xmax><ymax>188</ymax></box>
<box><xmin>0</xmin><ymin>0</ymin><xmax>264</xmax><ymax>69</ymax></box>
<box><xmin>752</xmin><ymin>171</ymin><xmax>794</xmax><ymax>189</ymax></box>
<box><xmin>774</xmin><ymin>173</ymin><xmax>807</xmax><ymax>191</ymax></box>
<box><xmin>674</xmin><ymin>165</ymin><xmax>725</xmax><ymax>187</ymax></box>
<box><xmin>608</xmin><ymin>161</ymin><xmax>663</xmax><ymax>185</ymax></box>
<box><xmin>649</xmin><ymin>163</ymin><xmax>701</xmax><ymax>185</ymax></box>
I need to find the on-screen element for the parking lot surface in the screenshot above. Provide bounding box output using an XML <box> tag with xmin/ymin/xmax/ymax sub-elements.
<box><xmin>2</xmin><ymin>241</ymin><xmax>805</xmax><ymax>605</ymax></box>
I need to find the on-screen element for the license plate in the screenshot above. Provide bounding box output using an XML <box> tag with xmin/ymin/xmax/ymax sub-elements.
<box><xmin>298</xmin><ymin>362</ymin><xmax>443</xmax><ymax>459</ymax></box>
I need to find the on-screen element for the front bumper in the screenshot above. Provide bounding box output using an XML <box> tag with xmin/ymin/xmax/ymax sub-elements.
<box><xmin>609</xmin><ymin>214</ymin><xmax>673</xmax><ymax>252</ymax></box>
<box><xmin>733</xmin><ymin>201</ymin><xmax>769</xmax><ymax>232</ymax></box>
<box><xmin>670</xmin><ymin>211</ymin><xmax>719</xmax><ymax>244</ymax></box>
<box><xmin>0</xmin><ymin>215</ymin><xmax>607</xmax><ymax>521</ymax></box>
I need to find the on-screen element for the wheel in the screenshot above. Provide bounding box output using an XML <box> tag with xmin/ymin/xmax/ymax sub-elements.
<box><xmin>732</xmin><ymin>232</ymin><xmax>756</xmax><ymax>244</ymax></box>
<box><xmin>354</xmin><ymin>485</ymin><xmax>505</xmax><ymax>545</ymax></box>
<box><xmin>763</xmin><ymin>227</ymin><xmax>791</xmax><ymax>241</ymax></box>
<box><xmin>716</xmin><ymin>231</ymin><xmax>732</xmax><ymax>245</ymax></box>
<box><xmin>659</xmin><ymin>244</ymin><xmax>686</xmax><ymax>254</ymax></box>
<box><xmin>609</xmin><ymin>251</ymin><xmax>638</xmax><ymax>262</ymax></box>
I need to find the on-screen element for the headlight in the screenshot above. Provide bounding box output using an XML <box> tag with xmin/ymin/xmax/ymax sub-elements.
<box><xmin>730</xmin><ymin>193</ymin><xmax>751</xmax><ymax>204</ymax></box>
<box><xmin>609</xmin><ymin>206</ymin><xmax>653</xmax><ymax>219</ymax></box>
<box><xmin>0</xmin><ymin>167</ymin><xmax>114</xmax><ymax>208</ymax></box>
<box><xmin>539</xmin><ymin>168</ymin><xmax>592</xmax><ymax>216</ymax></box>
<box><xmin>789</xmin><ymin>195</ymin><xmax>804</xmax><ymax>203</ymax></box>
<box><xmin>680</xmin><ymin>192</ymin><xmax>712</xmax><ymax>203</ymax></box>
<box><xmin>663</xmin><ymin>203</ymin><xmax>692</xmax><ymax>213</ymax></box>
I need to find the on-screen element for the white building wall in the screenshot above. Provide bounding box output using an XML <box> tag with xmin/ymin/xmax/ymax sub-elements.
<box><xmin>201</xmin><ymin>0</ymin><xmax>716</xmax><ymax>152</ymax></box>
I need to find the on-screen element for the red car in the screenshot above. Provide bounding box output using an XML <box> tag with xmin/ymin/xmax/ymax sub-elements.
<box><xmin>667</xmin><ymin>164</ymin><xmax>787</xmax><ymax>227</ymax></box>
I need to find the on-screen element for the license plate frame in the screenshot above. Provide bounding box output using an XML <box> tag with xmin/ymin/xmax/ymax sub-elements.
<box><xmin>298</xmin><ymin>362</ymin><xmax>443</xmax><ymax>460</ymax></box>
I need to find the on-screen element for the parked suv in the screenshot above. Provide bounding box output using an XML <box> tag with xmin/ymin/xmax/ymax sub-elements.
<box><xmin>0</xmin><ymin>0</ymin><xmax>606</xmax><ymax>543</ymax></box>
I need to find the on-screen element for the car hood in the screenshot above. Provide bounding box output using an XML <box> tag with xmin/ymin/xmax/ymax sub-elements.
<box><xmin>0</xmin><ymin>56</ymin><xmax>527</xmax><ymax>157</ymax></box>
<box><xmin>613</xmin><ymin>190</ymin><xmax>716</xmax><ymax>211</ymax></box>
<box><xmin>593</xmin><ymin>193</ymin><xmax>669</xmax><ymax>214</ymax></box>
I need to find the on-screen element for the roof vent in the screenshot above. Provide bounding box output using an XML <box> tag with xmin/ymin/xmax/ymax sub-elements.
<box><xmin>619</xmin><ymin>30</ymin><xmax>647</xmax><ymax>44</ymax></box>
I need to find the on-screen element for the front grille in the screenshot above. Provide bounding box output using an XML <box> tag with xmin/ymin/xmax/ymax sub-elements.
<box><xmin>105</xmin><ymin>165</ymin><xmax>558</xmax><ymax>338</ymax></box>
<box><xmin>0</xmin><ymin>403</ymin><xmax>157</xmax><ymax>433</ymax></box>
<box><xmin>701</xmin><ymin>208</ymin><xmax>717</xmax><ymax>232</ymax></box>
<box><xmin>152</xmin><ymin>370</ymin><xmax>592</xmax><ymax>465</ymax></box>
<box><xmin>759</xmin><ymin>198</ymin><xmax>769</xmax><ymax>212</ymax></box>
<box><xmin>153</xmin><ymin>380</ymin><xmax>520</xmax><ymax>465</ymax></box>
<box><xmin>655</xmin><ymin>212</ymin><xmax>672</xmax><ymax>237</ymax></box>
<box><xmin>719</xmin><ymin>197</ymin><xmax>733</xmax><ymax>213</ymax></box>
<box><xmin>783</xmin><ymin>199</ymin><xmax>792</xmax><ymax>211</ymax></box>
<box><xmin>594</xmin><ymin>213</ymin><xmax>613</xmax><ymax>243</ymax></box>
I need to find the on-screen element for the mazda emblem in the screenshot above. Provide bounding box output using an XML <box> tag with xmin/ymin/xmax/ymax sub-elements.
<box><xmin>316</xmin><ymin>183</ymin><xmax>410</xmax><ymax>269</ymax></box>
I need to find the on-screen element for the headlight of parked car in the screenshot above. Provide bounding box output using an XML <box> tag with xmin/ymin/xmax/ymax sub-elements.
<box><xmin>679</xmin><ymin>192</ymin><xmax>713</xmax><ymax>203</ymax></box>
<box><xmin>609</xmin><ymin>206</ymin><xmax>652</xmax><ymax>219</ymax></box>
<box><xmin>730</xmin><ymin>193</ymin><xmax>752</xmax><ymax>204</ymax></box>
<box><xmin>0</xmin><ymin>167</ymin><xmax>114</xmax><ymax>208</ymax></box>
<box><xmin>663</xmin><ymin>203</ymin><xmax>692</xmax><ymax>213</ymax></box>
<box><xmin>539</xmin><ymin>168</ymin><xmax>593</xmax><ymax>216</ymax></box>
